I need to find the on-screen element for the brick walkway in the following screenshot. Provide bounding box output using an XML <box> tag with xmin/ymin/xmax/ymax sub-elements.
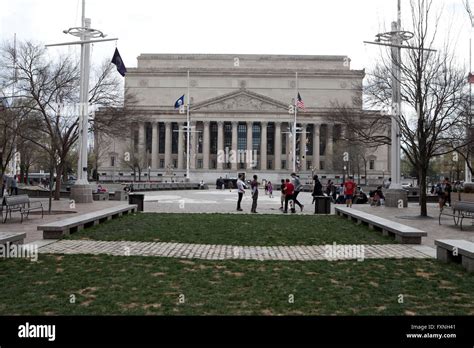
<box><xmin>37</xmin><ymin>240</ymin><xmax>434</xmax><ymax>261</ymax></box>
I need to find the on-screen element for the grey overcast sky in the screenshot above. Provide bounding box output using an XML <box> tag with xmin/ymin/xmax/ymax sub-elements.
<box><xmin>1</xmin><ymin>0</ymin><xmax>472</xmax><ymax>71</ymax></box>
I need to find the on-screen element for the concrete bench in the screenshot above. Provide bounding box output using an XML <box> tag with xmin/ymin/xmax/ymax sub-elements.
<box><xmin>439</xmin><ymin>201</ymin><xmax>474</xmax><ymax>230</ymax></box>
<box><xmin>92</xmin><ymin>192</ymin><xmax>109</xmax><ymax>201</ymax></box>
<box><xmin>38</xmin><ymin>204</ymin><xmax>138</xmax><ymax>239</ymax></box>
<box><xmin>0</xmin><ymin>232</ymin><xmax>26</xmax><ymax>245</ymax></box>
<box><xmin>335</xmin><ymin>207</ymin><xmax>427</xmax><ymax>244</ymax></box>
<box><xmin>435</xmin><ymin>239</ymin><xmax>474</xmax><ymax>272</ymax></box>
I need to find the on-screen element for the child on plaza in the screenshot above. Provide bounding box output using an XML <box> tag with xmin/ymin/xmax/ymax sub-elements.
<box><xmin>267</xmin><ymin>181</ymin><xmax>273</xmax><ymax>198</ymax></box>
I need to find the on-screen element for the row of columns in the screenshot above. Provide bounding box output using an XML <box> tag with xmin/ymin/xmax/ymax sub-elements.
<box><xmin>137</xmin><ymin>121</ymin><xmax>334</xmax><ymax>171</ymax></box>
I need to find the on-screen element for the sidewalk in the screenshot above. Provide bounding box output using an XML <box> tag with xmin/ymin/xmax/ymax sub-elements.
<box><xmin>0</xmin><ymin>198</ymin><xmax>127</xmax><ymax>243</ymax></box>
<box><xmin>349</xmin><ymin>203</ymin><xmax>474</xmax><ymax>247</ymax></box>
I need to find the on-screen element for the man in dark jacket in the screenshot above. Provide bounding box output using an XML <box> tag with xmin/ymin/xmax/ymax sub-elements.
<box><xmin>312</xmin><ymin>175</ymin><xmax>323</xmax><ymax>198</ymax></box>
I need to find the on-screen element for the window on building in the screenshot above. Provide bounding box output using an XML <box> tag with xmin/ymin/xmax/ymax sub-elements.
<box><xmin>197</xmin><ymin>159</ymin><xmax>203</xmax><ymax>169</ymax></box>
<box><xmin>211</xmin><ymin>159</ymin><xmax>216</xmax><ymax>169</ymax></box>
<box><xmin>145</xmin><ymin>122</ymin><xmax>152</xmax><ymax>153</ymax></box>
<box><xmin>173</xmin><ymin>159</ymin><xmax>178</xmax><ymax>168</ymax></box>
<box><xmin>282</xmin><ymin>133</ymin><xmax>287</xmax><ymax>154</ymax></box>
<box><xmin>320</xmin><ymin>125</ymin><xmax>327</xmax><ymax>156</ymax></box>
<box><xmin>239</xmin><ymin>163</ymin><xmax>245</xmax><ymax>170</ymax></box>
<box><xmin>282</xmin><ymin>160</ymin><xmax>286</xmax><ymax>169</ymax></box>
<box><xmin>198</xmin><ymin>127</ymin><xmax>203</xmax><ymax>154</ymax></box>
<box><xmin>172</xmin><ymin>123</ymin><xmax>179</xmax><ymax>154</ymax></box>
<box><xmin>306</xmin><ymin>160</ymin><xmax>312</xmax><ymax>171</ymax></box>
<box><xmin>238</xmin><ymin>123</ymin><xmax>247</xmax><ymax>151</ymax></box>
<box><xmin>110</xmin><ymin>156</ymin><xmax>116</xmax><ymax>167</ymax></box>
<box><xmin>306</xmin><ymin>125</ymin><xmax>313</xmax><ymax>156</ymax></box>
<box><xmin>253</xmin><ymin>123</ymin><xmax>261</xmax><ymax>155</ymax></box>
<box><xmin>267</xmin><ymin>123</ymin><xmax>274</xmax><ymax>156</ymax></box>
<box><xmin>320</xmin><ymin>161</ymin><xmax>325</xmax><ymax>170</ymax></box>
<box><xmin>224</xmin><ymin>123</ymin><xmax>232</xmax><ymax>151</ymax></box>
<box><xmin>133</xmin><ymin>129</ymin><xmax>139</xmax><ymax>153</ymax></box>
<box><xmin>210</xmin><ymin>122</ymin><xmax>218</xmax><ymax>154</ymax></box>
<box><xmin>370</xmin><ymin>159</ymin><xmax>375</xmax><ymax>170</ymax></box>
<box><xmin>159</xmin><ymin>123</ymin><xmax>166</xmax><ymax>154</ymax></box>
<box><xmin>160</xmin><ymin>159</ymin><xmax>165</xmax><ymax>168</ymax></box>
<box><xmin>267</xmin><ymin>160</ymin><xmax>273</xmax><ymax>170</ymax></box>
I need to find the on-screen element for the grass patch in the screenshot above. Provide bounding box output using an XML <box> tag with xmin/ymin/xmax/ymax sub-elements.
<box><xmin>0</xmin><ymin>254</ymin><xmax>473</xmax><ymax>315</ymax></box>
<box><xmin>67</xmin><ymin>213</ymin><xmax>394</xmax><ymax>245</ymax></box>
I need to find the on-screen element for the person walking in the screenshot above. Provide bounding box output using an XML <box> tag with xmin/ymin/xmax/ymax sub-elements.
<box><xmin>344</xmin><ymin>176</ymin><xmax>356</xmax><ymax>208</ymax></box>
<box><xmin>290</xmin><ymin>173</ymin><xmax>304</xmax><ymax>212</ymax></box>
<box><xmin>250</xmin><ymin>175</ymin><xmax>259</xmax><ymax>213</ymax></box>
<box><xmin>236</xmin><ymin>174</ymin><xmax>245</xmax><ymax>211</ymax></box>
<box><xmin>267</xmin><ymin>181</ymin><xmax>273</xmax><ymax>198</ymax></box>
<box><xmin>284</xmin><ymin>178</ymin><xmax>296</xmax><ymax>213</ymax></box>
<box><xmin>279</xmin><ymin>179</ymin><xmax>286</xmax><ymax>210</ymax></box>
<box><xmin>443</xmin><ymin>177</ymin><xmax>452</xmax><ymax>207</ymax></box>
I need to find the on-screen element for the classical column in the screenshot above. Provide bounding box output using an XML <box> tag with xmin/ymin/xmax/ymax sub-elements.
<box><xmin>217</xmin><ymin>121</ymin><xmax>224</xmax><ymax>170</ymax></box>
<box><xmin>151</xmin><ymin>122</ymin><xmax>158</xmax><ymax>169</ymax></box>
<box><xmin>274</xmin><ymin>122</ymin><xmax>281</xmax><ymax>171</ymax></box>
<box><xmin>246</xmin><ymin>121</ymin><xmax>254</xmax><ymax>170</ymax></box>
<box><xmin>190</xmin><ymin>121</ymin><xmax>197</xmax><ymax>170</ymax></box>
<box><xmin>203</xmin><ymin>121</ymin><xmax>210</xmax><ymax>170</ymax></box>
<box><xmin>138</xmin><ymin>122</ymin><xmax>146</xmax><ymax>159</ymax></box>
<box><xmin>164</xmin><ymin>122</ymin><xmax>172</xmax><ymax>169</ymax></box>
<box><xmin>260</xmin><ymin>122</ymin><xmax>268</xmax><ymax>170</ymax></box>
<box><xmin>326</xmin><ymin>124</ymin><xmax>334</xmax><ymax>170</ymax></box>
<box><xmin>177</xmin><ymin>123</ymin><xmax>184</xmax><ymax>170</ymax></box>
<box><xmin>300</xmin><ymin>124</ymin><xmax>307</xmax><ymax>172</ymax></box>
<box><xmin>232</xmin><ymin>121</ymin><xmax>238</xmax><ymax>171</ymax></box>
<box><xmin>313</xmin><ymin>123</ymin><xmax>320</xmax><ymax>171</ymax></box>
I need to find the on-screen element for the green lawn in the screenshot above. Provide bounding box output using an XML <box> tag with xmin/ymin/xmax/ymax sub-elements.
<box><xmin>0</xmin><ymin>254</ymin><xmax>473</xmax><ymax>315</ymax></box>
<box><xmin>67</xmin><ymin>213</ymin><xmax>394</xmax><ymax>245</ymax></box>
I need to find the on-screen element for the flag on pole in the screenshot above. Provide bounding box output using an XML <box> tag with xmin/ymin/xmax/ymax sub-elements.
<box><xmin>297</xmin><ymin>93</ymin><xmax>306</xmax><ymax>111</ymax></box>
<box><xmin>111</xmin><ymin>48</ymin><xmax>127</xmax><ymax>77</ymax></box>
<box><xmin>469</xmin><ymin>73</ymin><xmax>474</xmax><ymax>84</ymax></box>
<box><xmin>174</xmin><ymin>95</ymin><xmax>185</xmax><ymax>109</ymax></box>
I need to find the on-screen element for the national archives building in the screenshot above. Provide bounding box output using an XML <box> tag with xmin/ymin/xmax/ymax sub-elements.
<box><xmin>97</xmin><ymin>54</ymin><xmax>389</xmax><ymax>183</ymax></box>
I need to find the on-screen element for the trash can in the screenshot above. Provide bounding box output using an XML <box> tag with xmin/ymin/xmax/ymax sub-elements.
<box><xmin>128</xmin><ymin>193</ymin><xmax>144</xmax><ymax>212</ymax></box>
<box><xmin>314</xmin><ymin>196</ymin><xmax>331</xmax><ymax>214</ymax></box>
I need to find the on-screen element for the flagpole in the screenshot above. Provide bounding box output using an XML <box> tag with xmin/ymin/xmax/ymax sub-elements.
<box><xmin>293</xmin><ymin>72</ymin><xmax>298</xmax><ymax>173</ymax></box>
<box><xmin>186</xmin><ymin>70</ymin><xmax>191</xmax><ymax>180</ymax></box>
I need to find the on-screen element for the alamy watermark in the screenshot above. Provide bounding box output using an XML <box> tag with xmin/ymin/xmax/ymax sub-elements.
<box><xmin>324</xmin><ymin>242</ymin><xmax>365</xmax><ymax>262</ymax></box>
<box><xmin>0</xmin><ymin>242</ymin><xmax>38</xmax><ymax>262</ymax></box>
<box><xmin>217</xmin><ymin>147</ymin><xmax>258</xmax><ymax>168</ymax></box>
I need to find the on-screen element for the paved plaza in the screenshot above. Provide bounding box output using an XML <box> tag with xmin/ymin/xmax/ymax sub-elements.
<box><xmin>2</xmin><ymin>189</ymin><xmax>471</xmax><ymax>257</ymax></box>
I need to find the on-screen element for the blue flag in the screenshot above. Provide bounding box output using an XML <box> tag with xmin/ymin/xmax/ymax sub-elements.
<box><xmin>111</xmin><ymin>48</ymin><xmax>127</xmax><ymax>77</ymax></box>
<box><xmin>174</xmin><ymin>95</ymin><xmax>185</xmax><ymax>109</ymax></box>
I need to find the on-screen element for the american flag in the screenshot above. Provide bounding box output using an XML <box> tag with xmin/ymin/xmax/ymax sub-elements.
<box><xmin>469</xmin><ymin>73</ymin><xmax>474</xmax><ymax>84</ymax></box>
<box><xmin>297</xmin><ymin>93</ymin><xmax>306</xmax><ymax>111</ymax></box>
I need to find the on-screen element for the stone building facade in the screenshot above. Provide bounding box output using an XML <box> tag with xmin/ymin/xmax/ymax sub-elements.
<box><xmin>97</xmin><ymin>54</ymin><xmax>389</xmax><ymax>183</ymax></box>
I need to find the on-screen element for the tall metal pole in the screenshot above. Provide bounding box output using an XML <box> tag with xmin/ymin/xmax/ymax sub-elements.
<box><xmin>186</xmin><ymin>70</ymin><xmax>191</xmax><ymax>180</ymax></box>
<box><xmin>467</xmin><ymin>16</ymin><xmax>473</xmax><ymax>183</ymax></box>
<box><xmin>76</xmin><ymin>1</ymin><xmax>91</xmax><ymax>186</ymax></box>
<box><xmin>293</xmin><ymin>72</ymin><xmax>298</xmax><ymax>173</ymax></box>
<box><xmin>11</xmin><ymin>33</ymin><xmax>18</xmax><ymax>176</ymax></box>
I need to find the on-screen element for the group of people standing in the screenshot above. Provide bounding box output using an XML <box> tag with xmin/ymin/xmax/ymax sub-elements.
<box><xmin>236</xmin><ymin>173</ymin><xmax>304</xmax><ymax>214</ymax></box>
<box><xmin>432</xmin><ymin>177</ymin><xmax>452</xmax><ymax>209</ymax></box>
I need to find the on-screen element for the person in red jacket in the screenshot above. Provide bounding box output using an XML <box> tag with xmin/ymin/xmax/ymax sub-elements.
<box><xmin>344</xmin><ymin>176</ymin><xmax>356</xmax><ymax>208</ymax></box>
<box><xmin>283</xmin><ymin>178</ymin><xmax>296</xmax><ymax>213</ymax></box>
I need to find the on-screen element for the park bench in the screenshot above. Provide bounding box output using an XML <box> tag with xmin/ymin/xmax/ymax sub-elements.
<box><xmin>335</xmin><ymin>206</ymin><xmax>427</xmax><ymax>244</ymax></box>
<box><xmin>0</xmin><ymin>232</ymin><xmax>26</xmax><ymax>246</ymax></box>
<box><xmin>38</xmin><ymin>204</ymin><xmax>138</xmax><ymax>239</ymax></box>
<box><xmin>439</xmin><ymin>200</ymin><xmax>474</xmax><ymax>230</ymax></box>
<box><xmin>435</xmin><ymin>239</ymin><xmax>474</xmax><ymax>272</ymax></box>
<box><xmin>1</xmin><ymin>194</ymin><xmax>44</xmax><ymax>223</ymax></box>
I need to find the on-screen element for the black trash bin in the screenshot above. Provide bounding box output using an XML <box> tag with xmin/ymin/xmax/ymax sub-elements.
<box><xmin>314</xmin><ymin>196</ymin><xmax>331</xmax><ymax>214</ymax></box>
<box><xmin>129</xmin><ymin>193</ymin><xmax>144</xmax><ymax>212</ymax></box>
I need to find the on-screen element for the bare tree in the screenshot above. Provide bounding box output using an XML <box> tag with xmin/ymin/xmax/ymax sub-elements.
<box><xmin>0</xmin><ymin>40</ymin><xmax>132</xmax><ymax>200</ymax></box>
<box><xmin>331</xmin><ymin>0</ymin><xmax>470</xmax><ymax>216</ymax></box>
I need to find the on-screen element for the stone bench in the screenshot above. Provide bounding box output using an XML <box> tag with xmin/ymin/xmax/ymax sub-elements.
<box><xmin>335</xmin><ymin>207</ymin><xmax>427</xmax><ymax>244</ymax></box>
<box><xmin>38</xmin><ymin>204</ymin><xmax>138</xmax><ymax>239</ymax></box>
<box><xmin>92</xmin><ymin>192</ymin><xmax>109</xmax><ymax>201</ymax></box>
<box><xmin>435</xmin><ymin>239</ymin><xmax>474</xmax><ymax>272</ymax></box>
<box><xmin>0</xmin><ymin>232</ymin><xmax>26</xmax><ymax>245</ymax></box>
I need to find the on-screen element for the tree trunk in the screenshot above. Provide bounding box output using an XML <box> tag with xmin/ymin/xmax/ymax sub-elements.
<box><xmin>54</xmin><ymin>164</ymin><xmax>63</xmax><ymax>201</ymax></box>
<box><xmin>419</xmin><ymin>167</ymin><xmax>428</xmax><ymax>217</ymax></box>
